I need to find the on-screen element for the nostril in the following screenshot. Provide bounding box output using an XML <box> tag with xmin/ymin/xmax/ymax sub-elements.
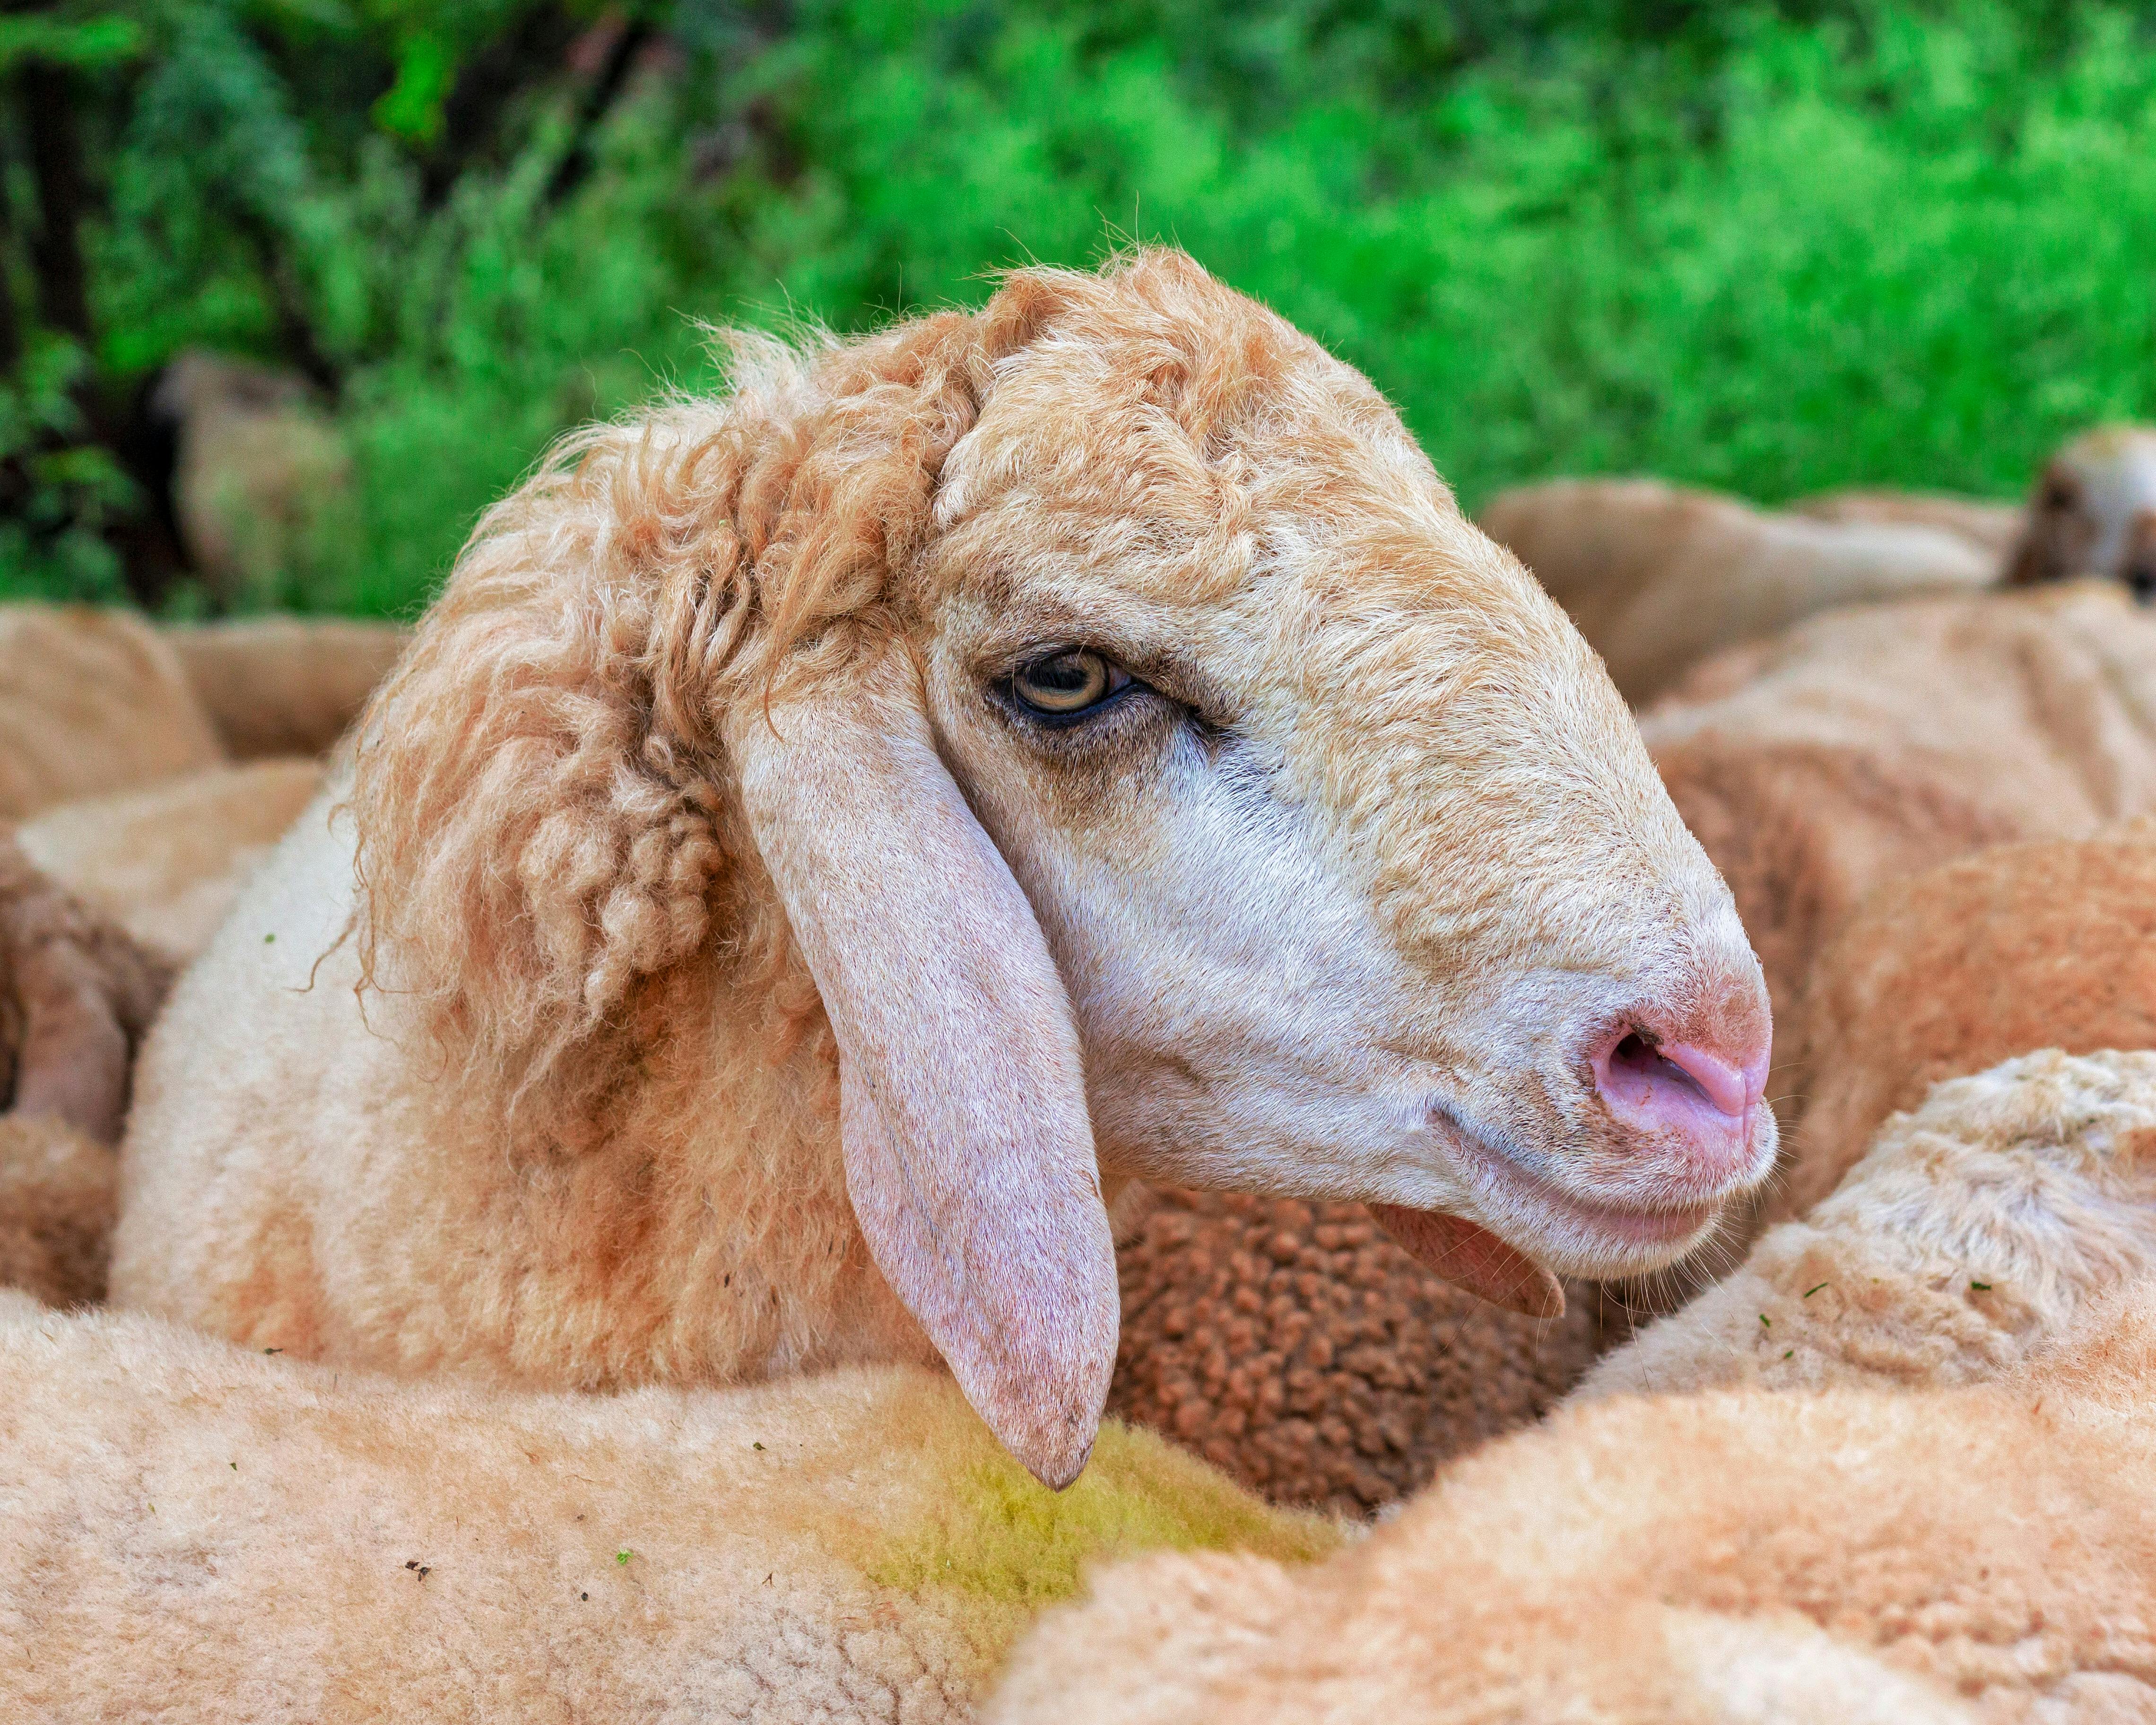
<box><xmin>1605</xmin><ymin>1032</ymin><xmax>1688</xmax><ymax>1099</ymax></box>
<box><xmin>1592</xmin><ymin>1025</ymin><xmax>1765</xmax><ymax>1125</ymax></box>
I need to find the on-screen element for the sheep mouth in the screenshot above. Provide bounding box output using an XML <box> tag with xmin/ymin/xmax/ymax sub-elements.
<box><xmin>1431</xmin><ymin>1110</ymin><xmax>1726</xmax><ymax>1275</ymax></box>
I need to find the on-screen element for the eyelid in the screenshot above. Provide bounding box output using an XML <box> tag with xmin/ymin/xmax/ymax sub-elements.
<box><xmin>972</xmin><ymin>627</ymin><xmax>1234</xmax><ymax>729</ymax></box>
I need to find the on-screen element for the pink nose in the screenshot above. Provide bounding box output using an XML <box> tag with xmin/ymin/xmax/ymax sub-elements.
<box><xmin>1591</xmin><ymin>1024</ymin><xmax>1768</xmax><ymax>1184</ymax></box>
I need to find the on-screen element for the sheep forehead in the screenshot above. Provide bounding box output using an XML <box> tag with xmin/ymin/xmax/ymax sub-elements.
<box><xmin>930</xmin><ymin>338</ymin><xmax>1551</xmax><ymax>674</ymax></box>
<box><xmin>2060</xmin><ymin>427</ymin><xmax>2156</xmax><ymax>513</ymax></box>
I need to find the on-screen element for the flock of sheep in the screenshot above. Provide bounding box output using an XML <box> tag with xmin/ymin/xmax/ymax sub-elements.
<box><xmin>4</xmin><ymin>250</ymin><xmax>2156</xmax><ymax>1721</ymax></box>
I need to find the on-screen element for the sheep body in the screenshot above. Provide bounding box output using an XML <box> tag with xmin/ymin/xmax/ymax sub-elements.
<box><xmin>164</xmin><ymin>617</ymin><xmax>408</xmax><ymax>759</ymax></box>
<box><xmin>1777</xmin><ymin>822</ymin><xmax>2156</xmax><ymax>1224</ymax></box>
<box><xmin>1642</xmin><ymin>582</ymin><xmax>2156</xmax><ymax>1043</ymax></box>
<box><xmin>16</xmin><ymin>758</ymin><xmax>325</xmax><ymax>966</ymax></box>
<box><xmin>1582</xmin><ymin>1049</ymin><xmax>2156</xmax><ymax>1399</ymax></box>
<box><xmin>1478</xmin><ymin>477</ymin><xmax>1992</xmax><ymax>704</ymax></box>
<box><xmin>1106</xmin><ymin>1186</ymin><xmax>1612</xmax><ymax>1515</ymax></box>
<box><xmin>0</xmin><ymin>605</ymin><xmax>226</xmax><ymax>819</ymax></box>
<box><xmin>1790</xmin><ymin>486</ymin><xmax>2024</xmax><ymax>559</ymax></box>
<box><xmin>0</xmin><ymin>1295</ymin><xmax>1333</xmax><ymax>1724</ymax></box>
<box><xmin>989</xmin><ymin>1051</ymin><xmax>2156</xmax><ymax>1724</ymax></box>
<box><xmin>0</xmin><ymin>1117</ymin><xmax>113</xmax><ymax>1307</ymax></box>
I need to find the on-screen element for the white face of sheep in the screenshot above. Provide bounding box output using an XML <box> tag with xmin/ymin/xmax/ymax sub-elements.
<box><xmin>2009</xmin><ymin>427</ymin><xmax>2156</xmax><ymax>597</ymax></box>
<box><xmin>732</xmin><ymin>288</ymin><xmax>1774</xmax><ymax>1487</ymax></box>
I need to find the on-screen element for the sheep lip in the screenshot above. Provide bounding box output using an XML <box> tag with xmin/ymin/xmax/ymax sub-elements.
<box><xmin>1434</xmin><ymin>1117</ymin><xmax>1723</xmax><ymax>1271</ymax></box>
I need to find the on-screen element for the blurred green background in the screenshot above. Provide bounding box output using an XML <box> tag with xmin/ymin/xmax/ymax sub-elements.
<box><xmin>3</xmin><ymin>0</ymin><xmax>2153</xmax><ymax>616</ymax></box>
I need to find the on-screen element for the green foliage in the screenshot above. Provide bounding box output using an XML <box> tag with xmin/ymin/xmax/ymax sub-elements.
<box><xmin>3</xmin><ymin>0</ymin><xmax>2155</xmax><ymax>616</ymax></box>
<box><xmin>0</xmin><ymin>340</ymin><xmax>135</xmax><ymax>604</ymax></box>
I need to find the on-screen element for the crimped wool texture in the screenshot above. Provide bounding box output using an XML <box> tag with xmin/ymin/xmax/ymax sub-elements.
<box><xmin>1478</xmin><ymin>476</ymin><xmax>1991</xmax><ymax>704</ymax></box>
<box><xmin>17</xmin><ymin>758</ymin><xmax>324</xmax><ymax>965</ymax></box>
<box><xmin>1643</xmin><ymin>583</ymin><xmax>2156</xmax><ymax>1046</ymax></box>
<box><xmin>989</xmin><ymin>1052</ymin><xmax>2156</xmax><ymax>1724</ymax></box>
<box><xmin>0</xmin><ymin>604</ymin><xmax>226</xmax><ymax>819</ymax></box>
<box><xmin>164</xmin><ymin>616</ymin><xmax>408</xmax><ymax>759</ymax></box>
<box><xmin>0</xmin><ymin>1298</ymin><xmax>1334</xmax><ymax>1725</ymax></box>
<box><xmin>1107</xmin><ymin>1185</ymin><xmax>1611</xmax><ymax>1515</ymax></box>
<box><xmin>1583</xmin><ymin>1050</ymin><xmax>2156</xmax><ymax>1398</ymax></box>
<box><xmin>1779</xmin><ymin>823</ymin><xmax>2156</xmax><ymax>1220</ymax></box>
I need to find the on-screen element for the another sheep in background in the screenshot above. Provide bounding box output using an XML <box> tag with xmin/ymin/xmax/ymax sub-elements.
<box><xmin>2003</xmin><ymin>423</ymin><xmax>2156</xmax><ymax>595</ymax></box>
<box><xmin>0</xmin><ymin>1295</ymin><xmax>1333</xmax><ymax>1724</ymax></box>
<box><xmin>1641</xmin><ymin>582</ymin><xmax>2156</xmax><ymax>1049</ymax></box>
<box><xmin>0</xmin><ymin>605</ymin><xmax>226</xmax><ymax>819</ymax></box>
<box><xmin>16</xmin><ymin>759</ymin><xmax>324</xmax><ymax>967</ymax></box>
<box><xmin>1107</xmin><ymin>1186</ymin><xmax>1612</xmax><ymax>1516</ymax></box>
<box><xmin>115</xmin><ymin>251</ymin><xmax>1778</xmax><ymax>1488</ymax></box>
<box><xmin>989</xmin><ymin>1052</ymin><xmax>2156</xmax><ymax>1725</ymax></box>
<box><xmin>164</xmin><ymin>616</ymin><xmax>409</xmax><ymax>759</ymax></box>
<box><xmin>154</xmin><ymin>351</ymin><xmax>348</xmax><ymax>610</ymax></box>
<box><xmin>1476</xmin><ymin>477</ymin><xmax>1991</xmax><ymax>704</ymax></box>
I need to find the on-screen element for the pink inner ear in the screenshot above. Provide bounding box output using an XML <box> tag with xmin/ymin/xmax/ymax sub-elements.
<box><xmin>1370</xmin><ymin>1203</ymin><xmax>1565</xmax><ymax>1319</ymax></box>
<box><xmin>731</xmin><ymin>653</ymin><xmax>1119</xmax><ymax>1490</ymax></box>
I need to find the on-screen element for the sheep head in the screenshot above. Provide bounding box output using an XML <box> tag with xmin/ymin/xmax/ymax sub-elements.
<box><xmin>2005</xmin><ymin>424</ymin><xmax>2156</xmax><ymax>597</ymax></box>
<box><xmin>352</xmin><ymin>250</ymin><xmax>1773</xmax><ymax>1487</ymax></box>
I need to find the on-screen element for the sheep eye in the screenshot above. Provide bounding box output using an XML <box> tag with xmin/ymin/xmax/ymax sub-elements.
<box><xmin>1010</xmin><ymin>649</ymin><xmax>1129</xmax><ymax>718</ymax></box>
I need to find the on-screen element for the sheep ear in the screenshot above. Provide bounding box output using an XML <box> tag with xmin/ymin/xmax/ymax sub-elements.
<box><xmin>730</xmin><ymin>648</ymin><xmax>1118</xmax><ymax>1490</ymax></box>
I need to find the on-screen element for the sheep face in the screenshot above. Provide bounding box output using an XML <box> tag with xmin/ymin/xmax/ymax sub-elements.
<box><xmin>901</xmin><ymin>270</ymin><xmax>1775</xmax><ymax>1296</ymax></box>
<box><xmin>2007</xmin><ymin>426</ymin><xmax>2156</xmax><ymax>597</ymax></box>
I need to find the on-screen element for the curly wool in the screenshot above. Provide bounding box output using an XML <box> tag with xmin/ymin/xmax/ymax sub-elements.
<box><xmin>988</xmin><ymin>1053</ymin><xmax>2156</xmax><ymax>1725</ymax></box>
<box><xmin>1107</xmin><ymin>1186</ymin><xmax>1613</xmax><ymax>1516</ymax></box>
<box><xmin>344</xmin><ymin>284</ymin><xmax>1070</xmax><ymax>1116</ymax></box>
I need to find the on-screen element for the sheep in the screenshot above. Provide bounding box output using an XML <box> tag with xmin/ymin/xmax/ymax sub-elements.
<box><xmin>154</xmin><ymin>350</ymin><xmax>348</xmax><ymax>609</ymax></box>
<box><xmin>1768</xmin><ymin>820</ymin><xmax>2156</xmax><ymax>1228</ymax></box>
<box><xmin>1106</xmin><ymin>1185</ymin><xmax>1613</xmax><ymax>1516</ymax></box>
<box><xmin>987</xmin><ymin>1051</ymin><xmax>2156</xmax><ymax>1725</ymax></box>
<box><xmin>113</xmin><ymin>249</ymin><xmax>1778</xmax><ymax>1490</ymax></box>
<box><xmin>1475</xmin><ymin>477</ymin><xmax>1993</xmax><ymax>704</ymax></box>
<box><xmin>2002</xmin><ymin>423</ymin><xmax>2156</xmax><ymax>595</ymax></box>
<box><xmin>1640</xmin><ymin>581</ymin><xmax>2156</xmax><ymax>1049</ymax></box>
<box><xmin>15</xmin><ymin>758</ymin><xmax>325</xmax><ymax>967</ymax></box>
<box><xmin>1789</xmin><ymin>485</ymin><xmax>2024</xmax><ymax>560</ymax></box>
<box><xmin>163</xmin><ymin>616</ymin><xmax>410</xmax><ymax>759</ymax></box>
<box><xmin>0</xmin><ymin>604</ymin><xmax>226</xmax><ymax>819</ymax></box>
<box><xmin>0</xmin><ymin>1294</ymin><xmax>1336</xmax><ymax>1725</ymax></box>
